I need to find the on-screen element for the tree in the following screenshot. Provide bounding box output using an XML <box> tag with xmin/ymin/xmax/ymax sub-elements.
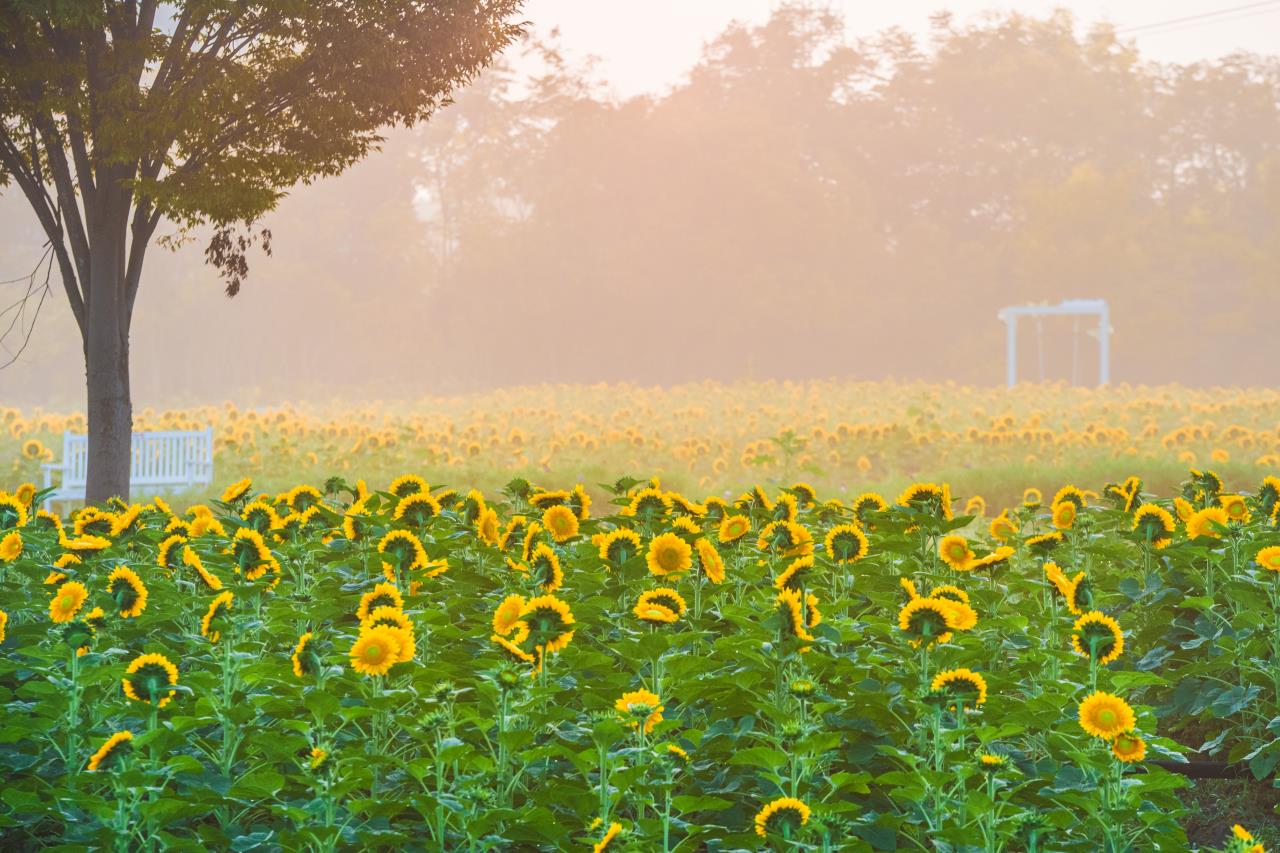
<box><xmin>0</xmin><ymin>1</ymin><xmax>522</xmax><ymax>501</ymax></box>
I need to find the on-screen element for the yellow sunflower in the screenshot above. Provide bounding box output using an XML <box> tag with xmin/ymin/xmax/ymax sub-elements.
<box><xmin>357</xmin><ymin>582</ymin><xmax>404</xmax><ymax>621</ymax></box>
<box><xmin>824</xmin><ymin>523</ymin><xmax>868</xmax><ymax>564</ymax></box>
<box><xmin>493</xmin><ymin>594</ymin><xmax>527</xmax><ymax>636</ymax></box>
<box><xmin>930</xmin><ymin>668</ymin><xmax>988</xmax><ymax>706</ymax></box>
<box><xmin>201</xmin><ymin>591</ymin><xmax>234</xmax><ymax>643</ymax></box>
<box><xmin>693</xmin><ymin>537</ymin><xmax>726</xmax><ymax>583</ymax></box>
<box><xmin>541</xmin><ymin>505</ymin><xmax>579</xmax><ymax>543</ymax></box>
<box><xmin>519</xmin><ymin>594</ymin><xmax>576</xmax><ymax>655</ymax></box>
<box><xmin>1186</xmin><ymin>506</ymin><xmax>1229</xmax><ymax>540</ymax></box>
<box><xmin>349</xmin><ymin>625</ymin><xmax>404</xmax><ymax>677</ymax></box>
<box><xmin>220</xmin><ymin>478</ymin><xmax>253</xmax><ymax>503</ymax></box>
<box><xmin>50</xmin><ymin>580</ymin><xmax>88</xmax><ymax>623</ymax></box>
<box><xmin>938</xmin><ymin>534</ymin><xmax>974</xmax><ymax>571</ymax></box>
<box><xmin>1071</xmin><ymin>611</ymin><xmax>1124</xmax><ymax>666</ymax></box>
<box><xmin>0</xmin><ymin>530</ymin><xmax>22</xmax><ymax>562</ymax></box>
<box><xmin>1256</xmin><ymin>545</ymin><xmax>1280</xmax><ymax>573</ymax></box>
<box><xmin>106</xmin><ymin>567</ymin><xmax>148</xmax><ymax>618</ymax></box>
<box><xmin>1111</xmin><ymin>732</ymin><xmax>1146</xmax><ymax>763</ymax></box>
<box><xmin>1078</xmin><ymin>691</ymin><xmax>1136</xmax><ymax>740</ymax></box>
<box><xmin>592</xmin><ymin>822</ymin><xmax>622</xmax><ymax>853</ymax></box>
<box><xmin>634</xmin><ymin>588</ymin><xmax>688</xmax><ymax>624</ymax></box>
<box><xmin>1132</xmin><ymin>504</ymin><xmax>1176</xmax><ymax>548</ymax></box>
<box><xmin>615</xmin><ymin>688</ymin><xmax>664</xmax><ymax>734</ymax></box>
<box><xmin>646</xmin><ymin>532</ymin><xmax>692</xmax><ymax>577</ymax></box>
<box><xmin>291</xmin><ymin>632</ymin><xmax>317</xmax><ymax>678</ymax></box>
<box><xmin>86</xmin><ymin>730</ymin><xmax>134</xmax><ymax>771</ymax></box>
<box><xmin>754</xmin><ymin>796</ymin><xmax>810</xmax><ymax>838</ymax></box>
<box><xmin>122</xmin><ymin>652</ymin><xmax>179</xmax><ymax>707</ymax></box>
<box><xmin>1051</xmin><ymin>500</ymin><xmax>1077</xmax><ymax>530</ymax></box>
<box><xmin>717</xmin><ymin>514</ymin><xmax>751</xmax><ymax>544</ymax></box>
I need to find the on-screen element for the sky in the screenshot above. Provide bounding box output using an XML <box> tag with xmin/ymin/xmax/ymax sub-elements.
<box><xmin>521</xmin><ymin>0</ymin><xmax>1280</xmax><ymax>97</ymax></box>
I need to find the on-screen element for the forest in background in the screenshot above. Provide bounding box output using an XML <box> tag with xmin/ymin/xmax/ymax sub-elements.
<box><xmin>2</xmin><ymin>4</ymin><xmax>1278</xmax><ymax>407</ymax></box>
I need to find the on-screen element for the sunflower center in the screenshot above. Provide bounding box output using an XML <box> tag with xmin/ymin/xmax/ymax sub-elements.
<box><xmin>59</xmin><ymin>595</ymin><xmax>74</xmax><ymax>609</ymax></box>
<box><xmin>1098</xmin><ymin>709</ymin><xmax>1116</xmax><ymax>727</ymax></box>
<box><xmin>364</xmin><ymin>644</ymin><xmax>384</xmax><ymax>662</ymax></box>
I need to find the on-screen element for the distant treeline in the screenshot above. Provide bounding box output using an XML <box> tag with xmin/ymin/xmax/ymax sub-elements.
<box><xmin>4</xmin><ymin>5</ymin><xmax>1278</xmax><ymax>404</ymax></box>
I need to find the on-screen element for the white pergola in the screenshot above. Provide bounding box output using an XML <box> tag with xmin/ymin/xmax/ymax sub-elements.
<box><xmin>997</xmin><ymin>299</ymin><xmax>1111</xmax><ymax>387</ymax></box>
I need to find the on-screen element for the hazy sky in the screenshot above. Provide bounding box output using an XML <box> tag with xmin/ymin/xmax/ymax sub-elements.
<box><xmin>522</xmin><ymin>0</ymin><xmax>1280</xmax><ymax>96</ymax></box>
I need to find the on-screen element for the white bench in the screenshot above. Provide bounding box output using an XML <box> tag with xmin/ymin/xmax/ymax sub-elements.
<box><xmin>42</xmin><ymin>428</ymin><xmax>214</xmax><ymax>510</ymax></box>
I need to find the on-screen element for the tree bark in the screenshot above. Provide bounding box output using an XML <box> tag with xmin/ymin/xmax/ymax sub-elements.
<box><xmin>83</xmin><ymin>200</ymin><xmax>133</xmax><ymax>505</ymax></box>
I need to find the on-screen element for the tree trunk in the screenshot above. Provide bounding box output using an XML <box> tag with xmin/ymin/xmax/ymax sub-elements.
<box><xmin>84</xmin><ymin>206</ymin><xmax>133</xmax><ymax>505</ymax></box>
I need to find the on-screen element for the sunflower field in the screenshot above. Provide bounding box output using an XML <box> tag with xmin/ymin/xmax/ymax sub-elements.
<box><xmin>6</xmin><ymin>380</ymin><xmax>1280</xmax><ymax>509</ymax></box>
<box><xmin>1</xmin><ymin>468</ymin><xmax>1279</xmax><ymax>851</ymax></box>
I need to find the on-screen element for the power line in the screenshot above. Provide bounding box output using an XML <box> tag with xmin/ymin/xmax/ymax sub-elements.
<box><xmin>1114</xmin><ymin>0</ymin><xmax>1280</xmax><ymax>35</ymax></box>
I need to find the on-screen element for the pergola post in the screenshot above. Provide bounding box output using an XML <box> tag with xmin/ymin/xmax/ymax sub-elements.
<box><xmin>1005</xmin><ymin>314</ymin><xmax>1018</xmax><ymax>387</ymax></box>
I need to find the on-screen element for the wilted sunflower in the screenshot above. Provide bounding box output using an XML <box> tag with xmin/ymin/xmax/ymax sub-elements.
<box><xmin>1131</xmin><ymin>504</ymin><xmax>1176</xmax><ymax>548</ymax></box>
<box><xmin>541</xmin><ymin>505</ymin><xmax>579</xmax><ymax>544</ymax></box>
<box><xmin>1078</xmin><ymin>691</ymin><xmax>1135</xmax><ymax>740</ymax></box>
<box><xmin>717</xmin><ymin>514</ymin><xmax>751</xmax><ymax>544</ymax></box>
<box><xmin>824</xmin><ymin>523</ymin><xmax>868</xmax><ymax>564</ymax></box>
<box><xmin>106</xmin><ymin>567</ymin><xmax>148</xmax><ymax>618</ymax></box>
<box><xmin>86</xmin><ymin>730</ymin><xmax>133</xmax><ymax>772</ymax></box>
<box><xmin>754</xmin><ymin>796</ymin><xmax>810</xmax><ymax>838</ymax></box>
<box><xmin>930</xmin><ymin>667</ymin><xmax>988</xmax><ymax>707</ymax></box>
<box><xmin>201</xmin><ymin>591</ymin><xmax>234</xmax><ymax>643</ymax></box>
<box><xmin>349</xmin><ymin>624</ymin><xmax>404</xmax><ymax>677</ymax></box>
<box><xmin>615</xmin><ymin>688</ymin><xmax>664</xmax><ymax>734</ymax></box>
<box><xmin>1071</xmin><ymin>611</ymin><xmax>1124</xmax><ymax>665</ymax></box>
<box><xmin>357</xmin><ymin>582</ymin><xmax>404</xmax><ymax>622</ymax></box>
<box><xmin>122</xmin><ymin>652</ymin><xmax>179</xmax><ymax>707</ymax></box>
<box><xmin>0</xmin><ymin>530</ymin><xmax>22</xmax><ymax>562</ymax></box>
<box><xmin>693</xmin><ymin>537</ymin><xmax>726</xmax><ymax>583</ymax></box>
<box><xmin>646</xmin><ymin>532</ymin><xmax>692</xmax><ymax>577</ymax></box>
<box><xmin>49</xmin><ymin>580</ymin><xmax>89</xmax><ymax>623</ymax></box>
<box><xmin>634</xmin><ymin>587</ymin><xmax>688</xmax><ymax>624</ymax></box>
<box><xmin>938</xmin><ymin>534</ymin><xmax>974</xmax><ymax>571</ymax></box>
<box><xmin>1111</xmin><ymin>732</ymin><xmax>1146</xmax><ymax>763</ymax></box>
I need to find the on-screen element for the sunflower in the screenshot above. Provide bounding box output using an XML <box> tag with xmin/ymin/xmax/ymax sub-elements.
<box><xmin>898</xmin><ymin>482</ymin><xmax>952</xmax><ymax>520</ymax></box>
<box><xmin>968</xmin><ymin>546</ymin><xmax>1015</xmax><ymax>572</ymax></box>
<box><xmin>283</xmin><ymin>484</ymin><xmax>322</xmax><ymax>512</ymax></box>
<box><xmin>349</xmin><ymin>625</ymin><xmax>404</xmax><ymax>676</ymax></box>
<box><xmin>1051</xmin><ymin>500</ymin><xmax>1078</xmax><ymax>530</ymax></box>
<box><xmin>491</xmin><ymin>632</ymin><xmax>536</xmax><ymax>664</ymax></box>
<box><xmin>493</xmin><ymin>594</ymin><xmax>527</xmax><ymax>637</ymax></box>
<box><xmin>1186</xmin><ymin>506</ymin><xmax>1229</xmax><ymax>540</ymax></box>
<box><xmin>989</xmin><ymin>510</ymin><xmax>1018</xmax><ymax>541</ymax></box>
<box><xmin>50</xmin><ymin>580</ymin><xmax>88</xmax><ymax>623</ymax></box>
<box><xmin>569</xmin><ymin>483</ymin><xmax>593</xmax><ymax>520</ymax></box>
<box><xmin>1078</xmin><ymin>691</ymin><xmax>1136</xmax><ymax>740</ymax></box>
<box><xmin>0</xmin><ymin>608</ymin><xmax>7</xmax><ymax>644</ymax></box>
<box><xmin>498</xmin><ymin>516</ymin><xmax>529</xmax><ymax>551</ymax></box>
<box><xmin>292</xmin><ymin>632</ymin><xmax>318</xmax><ymax>678</ymax></box>
<box><xmin>1173</xmin><ymin>497</ymin><xmax>1195</xmax><ymax>522</ymax></box>
<box><xmin>241</xmin><ymin>500</ymin><xmax>282</xmax><ymax>533</ymax></box>
<box><xmin>1132</xmin><ymin>504</ymin><xmax>1176</xmax><ymax>548</ymax></box>
<box><xmin>521</xmin><ymin>522</ymin><xmax>543</xmax><ymax>562</ymax></box>
<box><xmin>529</xmin><ymin>542</ymin><xmax>564</xmax><ymax>593</ymax></box>
<box><xmin>1023</xmin><ymin>487</ymin><xmax>1042</xmax><ymax>508</ymax></box>
<box><xmin>789</xmin><ymin>482</ymin><xmax>818</xmax><ymax>507</ymax></box>
<box><xmin>0</xmin><ymin>530</ymin><xmax>22</xmax><ymax>562</ymax></box>
<box><xmin>110</xmin><ymin>504</ymin><xmax>144</xmax><ymax>536</ymax></box>
<box><xmin>541</xmin><ymin>505</ymin><xmax>579</xmax><ymax>544</ymax></box>
<box><xmin>0</xmin><ymin>493</ymin><xmax>28</xmax><ymax>530</ymax></box>
<box><xmin>106</xmin><ymin>567</ymin><xmax>148</xmax><ymax>618</ymax></box>
<box><xmin>774</xmin><ymin>555</ymin><xmax>816</xmax><ymax>591</ymax></box>
<box><xmin>615</xmin><ymin>688</ymin><xmax>664</xmax><ymax>734</ymax></box>
<box><xmin>201</xmin><ymin>591</ymin><xmax>234</xmax><ymax>643</ymax></box>
<box><xmin>754</xmin><ymin>796</ymin><xmax>810</xmax><ymax>838</ymax></box>
<box><xmin>357</xmin><ymin>582</ymin><xmax>404</xmax><ymax>622</ymax></box>
<box><xmin>978</xmin><ymin>753</ymin><xmax>1006</xmax><ymax>772</ymax></box>
<box><xmin>122</xmin><ymin>652</ymin><xmax>179</xmax><ymax>707</ymax></box>
<box><xmin>670</xmin><ymin>515</ymin><xmax>700</xmax><ymax>536</ymax></box>
<box><xmin>646</xmin><ymin>532</ymin><xmax>692</xmax><ymax>577</ymax></box>
<box><xmin>1071</xmin><ymin>611</ymin><xmax>1124</xmax><ymax>666</ymax></box>
<box><xmin>824</xmin><ymin>524</ymin><xmax>868</xmax><ymax>564</ymax></box>
<box><xmin>1220</xmin><ymin>494</ymin><xmax>1251</xmax><ymax>524</ymax></box>
<box><xmin>221</xmin><ymin>478</ymin><xmax>253</xmax><ymax>503</ymax></box>
<box><xmin>694</xmin><ymin>537</ymin><xmax>726</xmax><ymax>583</ymax></box>
<box><xmin>717</xmin><ymin>514</ymin><xmax>751</xmax><ymax>544</ymax></box>
<box><xmin>476</xmin><ymin>507</ymin><xmax>501</xmax><ymax>546</ymax></box>
<box><xmin>1025</xmin><ymin>530</ymin><xmax>1063</xmax><ymax>555</ymax></box>
<box><xmin>1259</xmin><ymin>476</ymin><xmax>1280</xmax><ymax>517</ymax></box>
<box><xmin>938</xmin><ymin>534</ymin><xmax>974</xmax><ymax>571</ymax></box>
<box><xmin>181</xmin><ymin>546</ymin><xmax>223</xmax><ymax>591</ymax></box>
<box><xmin>86</xmin><ymin>731</ymin><xmax>134</xmax><ymax>772</ymax></box>
<box><xmin>622</xmin><ymin>487</ymin><xmax>672</xmax><ymax>520</ymax></box>
<box><xmin>21</xmin><ymin>438</ymin><xmax>44</xmax><ymax>460</ymax></box>
<box><xmin>389</xmin><ymin>474</ymin><xmax>428</xmax><ymax>499</ymax></box>
<box><xmin>377</xmin><ymin>529</ymin><xmax>429</xmax><ymax>582</ymax></box>
<box><xmin>519</xmin><ymin>594</ymin><xmax>575</xmax><ymax>654</ymax></box>
<box><xmin>634</xmin><ymin>587</ymin><xmax>688</xmax><ymax>623</ymax></box>
<box><xmin>1256</xmin><ymin>546</ymin><xmax>1280</xmax><ymax>573</ymax></box>
<box><xmin>309</xmin><ymin>747</ymin><xmax>328</xmax><ymax>771</ymax></box>
<box><xmin>930</xmin><ymin>584</ymin><xmax>969</xmax><ymax>605</ymax></box>
<box><xmin>589</xmin><ymin>529</ymin><xmax>637</xmax><ymax>569</ymax></box>
<box><xmin>361</xmin><ymin>606</ymin><xmax>416</xmax><ymax>663</ymax></box>
<box><xmin>777</xmin><ymin>587</ymin><xmax>816</xmax><ymax>642</ymax></box>
<box><xmin>592</xmin><ymin>822</ymin><xmax>622</xmax><ymax>853</ymax></box>
<box><xmin>14</xmin><ymin>482</ymin><xmax>34</xmax><ymax>507</ymax></box>
<box><xmin>851</xmin><ymin>492</ymin><xmax>888</xmax><ymax>526</ymax></box>
<box><xmin>771</xmin><ymin>492</ymin><xmax>799</xmax><ymax>523</ymax></box>
<box><xmin>1111</xmin><ymin>732</ymin><xmax>1146</xmax><ymax>763</ymax></box>
<box><xmin>930</xmin><ymin>668</ymin><xmax>988</xmax><ymax>706</ymax></box>
<box><xmin>757</xmin><ymin>520</ymin><xmax>813</xmax><ymax>557</ymax></box>
<box><xmin>529</xmin><ymin>489</ymin><xmax>570</xmax><ymax>510</ymax></box>
<box><xmin>1052</xmin><ymin>485</ymin><xmax>1087</xmax><ymax>510</ymax></box>
<box><xmin>897</xmin><ymin>597</ymin><xmax>957</xmax><ymax>644</ymax></box>
<box><xmin>394</xmin><ymin>492</ymin><xmax>442</xmax><ymax>526</ymax></box>
<box><xmin>964</xmin><ymin>495</ymin><xmax>987</xmax><ymax>517</ymax></box>
<box><xmin>669</xmin><ymin>493</ymin><xmax>706</xmax><ymax>519</ymax></box>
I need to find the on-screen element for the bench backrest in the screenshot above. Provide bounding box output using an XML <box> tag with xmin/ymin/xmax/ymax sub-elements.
<box><xmin>59</xmin><ymin>429</ymin><xmax>214</xmax><ymax>489</ymax></box>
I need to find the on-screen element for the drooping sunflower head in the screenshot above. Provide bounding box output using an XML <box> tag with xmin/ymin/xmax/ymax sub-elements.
<box><xmin>753</xmin><ymin>796</ymin><xmax>811</xmax><ymax>839</ymax></box>
<box><xmin>122</xmin><ymin>652</ymin><xmax>180</xmax><ymax>707</ymax></box>
<box><xmin>1077</xmin><ymin>691</ymin><xmax>1135</xmax><ymax>740</ymax></box>
<box><xmin>646</xmin><ymin>532</ymin><xmax>693</xmax><ymax>577</ymax></box>
<box><xmin>377</xmin><ymin>529</ymin><xmax>428</xmax><ymax>582</ymax></box>
<box><xmin>614</xmin><ymin>688</ymin><xmax>664</xmax><ymax>734</ymax></box>
<box><xmin>1071</xmin><ymin>611</ymin><xmax>1124</xmax><ymax>666</ymax></box>
<box><xmin>776</xmin><ymin>587</ymin><xmax>816</xmax><ymax>643</ymax></box>
<box><xmin>284</xmin><ymin>484</ymin><xmax>322</xmax><ymax>512</ymax></box>
<box><xmin>528</xmin><ymin>489</ymin><xmax>570</xmax><ymax>511</ymax></box>
<box><xmin>106</xmin><ymin>567</ymin><xmax>148</xmax><ymax>618</ymax></box>
<box><xmin>291</xmin><ymin>632</ymin><xmax>320</xmax><ymax>679</ymax></box>
<box><xmin>1025</xmin><ymin>530</ymin><xmax>1064</xmax><ymax>555</ymax></box>
<box><xmin>789</xmin><ymin>482</ymin><xmax>818</xmax><ymax>508</ymax></box>
<box><xmin>1258</xmin><ymin>476</ymin><xmax>1280</xmax><ymax>517</ymax></box>
<box><xmin>623</xmin><ymin>488</ymin><xmax>672</xmax><ymax>521</ymax></box>
<box><xmin>930</xmin><ymin>667</ymin><xmax>988</xmax><ymax>707</ymax></box>
<box><xmin>897</xmin><ymin>597</ymin><xmax>955</xmax><ymax>644</ymax></box>
<box><xmin>86</xmin><ymin>730</ymin><xmax>134</xmax><ymax>772</ymax></box>
<box><xmin>898</xmin><ymin>483</ymin><xmax>951</xmax><ymax>519</ymax></box>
